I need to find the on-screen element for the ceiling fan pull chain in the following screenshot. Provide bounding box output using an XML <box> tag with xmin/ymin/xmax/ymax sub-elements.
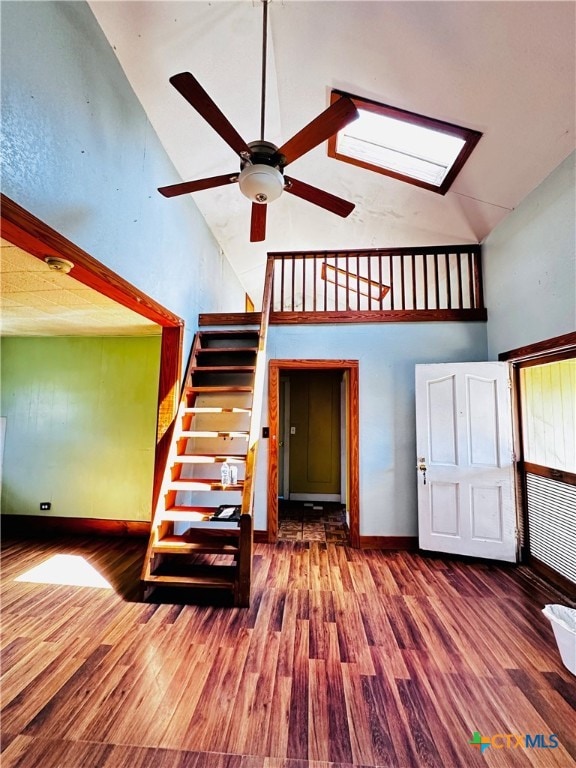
<box><xmin>260</xmin><ymin>0</ymin><xmax>269</xmax><ymax>142</ymax></box>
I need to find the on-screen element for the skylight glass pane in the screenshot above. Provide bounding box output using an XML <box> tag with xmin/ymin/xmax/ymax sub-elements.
<box><xmin>337</xmin><ymin>109</ymin><xmax>466</xmax><ymax>186</ymax></box>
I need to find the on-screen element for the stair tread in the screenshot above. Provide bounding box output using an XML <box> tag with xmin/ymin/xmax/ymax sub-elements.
<box><xmin>180</xmin><ymin>430</ymin><xmax>249</xmax><ymax>437</ymax></box>
<box><xmin>192</xmin><ymin>366</ymin><xmax>256</xmax><ymax>372</ymax></box>
<box><xmin>197</xmin><ymin>347</ymin><xmax>257</xmax><ymax>353</ymax></box>
<box><xmin>169</xmin><ymin>479</ymin><xmax>244</xmax><ymax>490</ymax></box>
<box><xmin>199</xmin><ymin>329</ymin><xmax>259</xmax><ymax>335</ymax></box>
<box><xmin>144</xmin><ymin>567</ymin><xmax>237</xmax><ymax>589</ymax></box>
<box><xmin>152</xmin><ymin>537</ymin><xmax>240</xmax><ymax>555</ymax></box>
<box><xmin>187</xmin><ymin>386</ymin><xmax>254</xmax><ymax>393</ymax></box>
<box><xmin>158</xmin><ymin>507</ymin><xmax>244</xmax><ymax>524</ymax></box>
<box><xmin>185</xmin><ymin>406</ymin><xmax>252</xmax><ymax>414</ymax></box>
<box><xmin>174</xmin><ymin>453</ymin><xmax>246</xmax><ymax>462</ymax></box>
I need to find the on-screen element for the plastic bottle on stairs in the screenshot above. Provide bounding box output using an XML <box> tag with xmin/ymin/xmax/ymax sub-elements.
<box><xmin>220</xmin><ymin>459</ymin><xmax>231</xmax><ymax>487</ymax></box>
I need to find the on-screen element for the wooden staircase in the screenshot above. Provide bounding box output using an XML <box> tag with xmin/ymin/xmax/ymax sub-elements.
<box><xmin>141</xmin><ymin>327</ymin><xmax>260</xmax><ymax>606</ymax></box>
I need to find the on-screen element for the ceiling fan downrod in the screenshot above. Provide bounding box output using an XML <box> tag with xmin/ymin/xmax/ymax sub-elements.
<box><xmin>260</xmin><ymin>0</ymin><xmax>269</xmax><ymax>142</ymax></box>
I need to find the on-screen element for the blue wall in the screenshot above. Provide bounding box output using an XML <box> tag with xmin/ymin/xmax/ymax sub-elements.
<box><xmin>1</xmin><ymin>1</ymin><xmax>245</xmax><ymax>355</ymax></box>
<box><xmin>483</xmin><ymin>152</ymin><xmax>575</xmax><ymax>358</ymax></box>
<box><xmin>253</xmin><ymin>321</ymin><xmax>488</xmax><ymax>537</ymax></box>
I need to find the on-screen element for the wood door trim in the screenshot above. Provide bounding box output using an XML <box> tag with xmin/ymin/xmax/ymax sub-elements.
<box><xmin>268</xmin><ymin>359</ymin><xmax>360</xmax><ymax>547</ymax></box>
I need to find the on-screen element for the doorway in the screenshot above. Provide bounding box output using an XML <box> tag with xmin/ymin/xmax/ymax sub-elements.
<box><xmin>267</xmin><ymin>360</ymin><xmax>359</xmax><ymax>546</ymax></box>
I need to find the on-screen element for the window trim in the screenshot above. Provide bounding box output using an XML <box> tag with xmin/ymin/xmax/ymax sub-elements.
<box><xmin>327</xmin><ymin>89</ymin><xmax>482</xmax><ymax>195</ymax></box>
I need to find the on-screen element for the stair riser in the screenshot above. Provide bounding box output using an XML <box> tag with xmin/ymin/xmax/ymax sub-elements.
<box><xmin>181</xmin><ymin>437</ymin><xmax>248</xmax><ymax>454</ymax></box>
<box><xmin>191</xmin><ymin>372</ymin><xmax>254</xmax><ymax>387</ymax></box>
<box><xmin>173</xmin><ymin>490</ymin><xmax>243</xmax><ymax>507</ymax></box>
<box><xmin>195</xmin><ymin>352</ymin><xmax>257</xmax><ymax>367</ymax></box>
<box><xmin>183</xmin><ymin>413</ymin><xmax>251</xmax><ymax>432</ymax></box>
<box><xmin>172</xmin><ymin>465</ymin><xmax>246</xmax><ymax>482</ymax></box>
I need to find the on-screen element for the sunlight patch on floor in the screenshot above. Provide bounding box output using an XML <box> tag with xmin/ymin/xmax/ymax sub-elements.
<box><xmin>15</xmin><ymin>554</ymin><xmax>112</xmax><ymax>588</ymax></box>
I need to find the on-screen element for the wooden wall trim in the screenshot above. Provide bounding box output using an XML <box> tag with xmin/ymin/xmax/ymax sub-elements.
<box><xmin>199</xmin><ymin>312</ymin><xmax>262</xmax><ymax>326</ymax></box>
<box><xmin>268</xmin><ymin>244</ymin><xmax>482</xmax><ymax>259</ymax></box>
<box><xmin>152</xmin><ymin>326</ymin><xmax>184</xmax><ymax>512</ymax></box>
<box><xmin>524</xmin><ymin>462</ymin><xmax>576</xmax><ymax>487</ymax></box>
<box><xmin>499</xmin><ymin>332</ymin><xmax>576</xmax><ymax>362</ymax></box>
<box><xmin>1</xmin><ymin>515</ymin><xmax>151</xmax><ymax>538</ymax></box>
<box><xmin>267</xmin><ymin>359</ymin><xmax>360</xmax><ymax>547</ymax></box>
<box><xmin>359</xmin><ymin>536</ymin><xmax>418</xmax><ymax>550</ymax></box>
<box><xmin>270</xmin><ymin>309</ymin><xmax>487</xmax><ymax>324</ymax></box>
<box><xmin>0</xmin><ymin>193</ymin><xmax>183</xmax><ymax>328</ymax></box>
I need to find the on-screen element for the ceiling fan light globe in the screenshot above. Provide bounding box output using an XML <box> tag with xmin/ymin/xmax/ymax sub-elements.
<box><xmin>238</xmin><ymin>164</ymin><xmax>283</xmax><ymax>204</ymax></box>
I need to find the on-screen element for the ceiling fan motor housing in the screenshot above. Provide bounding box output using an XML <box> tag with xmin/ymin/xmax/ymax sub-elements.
<box><xmin>239</xmin><ymin>141</ymin><xmax>285</xmax><ymax>204</ymax></box>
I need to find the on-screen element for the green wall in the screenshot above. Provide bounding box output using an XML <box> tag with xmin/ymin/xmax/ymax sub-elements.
<box><xmin>1</xmin><ymin>335</ymin><xmax>161</xmax><ymax>521</ymax></box>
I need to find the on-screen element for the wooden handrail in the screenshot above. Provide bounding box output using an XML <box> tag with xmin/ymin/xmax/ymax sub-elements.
<box><xmin>241</xmin><ymin>255</ymin><xmax>274</xmax><ymax>517</ymax></box>
<box><xmin>269</xmin><ymin>245</ymin><xmax>485</xmax><ymax>319</ymax></box>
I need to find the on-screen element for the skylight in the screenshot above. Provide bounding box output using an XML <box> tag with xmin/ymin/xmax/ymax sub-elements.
<box><xmin>328</xmin><ymin>91</ymin><xmax>482</xmax><ymax>195</ymax></box>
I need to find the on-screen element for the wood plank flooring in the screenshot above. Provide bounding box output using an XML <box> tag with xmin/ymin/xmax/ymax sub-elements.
<box><xmin>1</xmin><ymin>535</ymin><xmax>575</xmax><ymax>768</ymax></box>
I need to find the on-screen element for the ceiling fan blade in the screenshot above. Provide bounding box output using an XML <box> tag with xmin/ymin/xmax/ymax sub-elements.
<box><xmin>277</xmin><ymin>97</ymin><xmax>359</xmax><ymax>166</ymax></box>
<box><xmin>284</xmin><ymin>176</ymin><xmax>355</xmax><ymax>218</ymax></box>
<box><xmin>170</xmin><ymin>72</ymin><xmax>252</xmax><ymax>158</ymax></box>
<box><xmin>250</xmin><ymin>203</ymin><xmax>267</xmax><ymax>242</ymax></box>
<box><xmin>158</xmin><ymin>173</ymin><xmax>238</xmax><ymax>198</ymax></box>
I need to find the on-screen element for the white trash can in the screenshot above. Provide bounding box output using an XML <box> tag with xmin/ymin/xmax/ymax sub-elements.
<box><xmin>542</xmin><ymin>604</ymin><xmax>576</xmax><ymax>676</ymax></box>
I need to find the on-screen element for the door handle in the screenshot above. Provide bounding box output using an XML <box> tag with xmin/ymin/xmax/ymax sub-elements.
<box><xmin>417</xmin><ymin>457</ymin><xmax>427</xmax><ymax>485</ymax></box>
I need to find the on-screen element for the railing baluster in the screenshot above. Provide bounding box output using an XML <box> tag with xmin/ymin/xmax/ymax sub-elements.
<box><xmin>356</xmin><ymin>254</ymin><xmax>361</xmax><ymax>310</ymax></box>
<box><xmin>379</xmin><ymin>254</ymin><xmax>384</xmax><ymax>309</ymax></box>
<box><xmin>335</xmin><ymin>253</ymin><xmax>339</xmax><ymax>311</ymax></box>
<box><xmin>388</xmin><ymin>253</ymin><xmax>394</xmax><ymax>309</ymax></box>
<box><xmin>445</xmin><ymin>252</ymin><xmax>451</xmax><ymax>309</ymax></box>
<box><xmin>457</xmin><ymin>251</ymin><xmax>463</xmax><ymax>309</ymax></box>
<box><xmin>302</xmin><ymin>256</ymin><xmax>306</xmax><ymax>312</ymax></box>
<box><xmin>313</xmin><ymin>255</ymin><xmax>317</xmax><ymax>312</ymax></box>
<box><xmin>400</xmin><ymin>254</ymin><xmax>406</xmax><ymax>310</ymax></box>
<box><xmin>412</xmin><ymin>253</ymin><xmax>417</xmax><ymax>310</ymax></box>
<box><xmin>367</xmin><ymin>254</ymin><xmax>372</xmax><ymax>309</ymax></box>
<box><xmin>433</xmin><ymin>253</ymin><xmax>440</xmax><ymax>309</ymax></box>
<box><xmin>423</xmin><ymin>253</ymin><xmax>429</xmax><ymax>310</ymax></box>
<box><xmin>468</xmin><ymin>251</ymin><xmax>475</xmax><ymax>308</ymax></box>
<box><xmin>473</xmin><ymin>249</ymin><xmax>484</xmax><ymax>310</ymax></box>
<box><xmin>280</xmin><ymin>255</ymin><xmax>285</xmax><ymax>311</ymax></box>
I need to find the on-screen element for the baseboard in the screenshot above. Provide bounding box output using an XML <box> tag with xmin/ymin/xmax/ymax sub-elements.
<box><xmin>527</xmin><ymin>554</ymin><xmax>576</xmax><ymax>599</ymax></box>
<box><xmin>254</xmin><ymin>529</ymin><xmax>269</xmax><ymax>543</ymax></box>
<box><xmin>1</xmin><ymin>514</ymin><xmax>151</xmax><ymax>538</ymax></box>
<box><xmin>359</xmin><ymin>535</ymin><xmax>418</xmax><ymax>550</ymax></box>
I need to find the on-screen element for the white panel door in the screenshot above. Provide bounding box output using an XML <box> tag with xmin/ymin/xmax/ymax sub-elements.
<box><xmin>415</xmin><ymin>363</ymin><xmax>518</xmax><ymax>562</ymax></box>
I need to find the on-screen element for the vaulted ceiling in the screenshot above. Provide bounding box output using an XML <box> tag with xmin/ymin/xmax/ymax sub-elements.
<box><xmin>89</xmin><ymin>1</ymin><xmax>575</xmax><ymax>301</ymax></box>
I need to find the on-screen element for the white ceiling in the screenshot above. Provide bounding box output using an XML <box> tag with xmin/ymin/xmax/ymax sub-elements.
<box><xmin>89</xmin><ymin>0</ymin><xmax>575</xmax><ymax>302</ymax></box>
<box><xmin>0</xmin><ymin>239</ymin><xmax>161</xmax><ymax>337</ymax></box>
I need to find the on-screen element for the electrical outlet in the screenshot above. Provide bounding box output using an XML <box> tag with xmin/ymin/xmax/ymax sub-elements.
<box><xmin>40</xmin><ymin>502</ymin><xmax>51</xmax><ymax>511</ymax></box>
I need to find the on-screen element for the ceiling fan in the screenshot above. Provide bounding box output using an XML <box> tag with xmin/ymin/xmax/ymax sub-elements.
<box><xmin>158</xmin><ymin>0</ymin><xmax>359</xmax><ymax>242</ymax></box>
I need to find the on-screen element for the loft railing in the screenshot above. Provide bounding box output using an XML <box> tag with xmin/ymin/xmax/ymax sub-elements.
<box><xmin>268</xmin><ymin>245</ymin><xmax>486</xmax><ymax>323</ymax></box>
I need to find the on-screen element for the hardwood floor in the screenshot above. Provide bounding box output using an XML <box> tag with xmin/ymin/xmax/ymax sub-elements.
<box><xmin>1</xmin><ymin>535</ymin><xmax>575</xmax><ymax>768</ymax></box>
